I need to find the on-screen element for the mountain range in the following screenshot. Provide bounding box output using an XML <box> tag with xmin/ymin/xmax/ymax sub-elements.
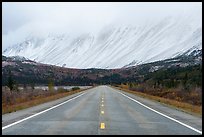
<box><xmin>2</xmin><ymin>10</ymin><xmax>202</xmax><ymax>69</ymax></box>
<box><xmin>2</xmin><ymin>47</ymin><xmax>202</xmax><ymax>86</ymax></box>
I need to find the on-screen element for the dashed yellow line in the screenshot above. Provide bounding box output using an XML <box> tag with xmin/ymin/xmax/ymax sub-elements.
<box><xmin>100</xmin><ymin>123</ymin><xmax>105</xmax><ymax>129</ymax></box>
<box><xmin>100</xmin><ymin>95</ymin><xmax>105</xmax><ymax>129</ymax></box>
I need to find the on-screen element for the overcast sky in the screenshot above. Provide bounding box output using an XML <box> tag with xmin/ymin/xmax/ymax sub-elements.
<box><xmin>2</xmin><ymin>2</ymin><xmax>202</xmax><ymax>50</ymax></box>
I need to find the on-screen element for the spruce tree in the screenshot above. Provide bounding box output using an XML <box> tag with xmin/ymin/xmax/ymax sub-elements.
<box><xmin>7</xmin><ymin>69</ymin><xmax>14</xmax><ymax>91</ymax></box>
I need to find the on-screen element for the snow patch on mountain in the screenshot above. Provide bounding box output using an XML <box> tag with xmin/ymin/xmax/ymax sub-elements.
<box><xmin>2</xmin><ymin>10</ymin><xmax>202</xmax><ymax>69</ymax></box>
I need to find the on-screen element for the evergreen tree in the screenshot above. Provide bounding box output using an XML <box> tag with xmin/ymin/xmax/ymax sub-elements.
<box><xmin>7</xmin><ymin>69</ymin><xmax>14</xmax><ymax>91</ymax></box>
<box><xmin>183</xmin><ymin>72</ymin><xmax>189</xmax><ymax>91</ymax></box>
<box><xmin>31</xmin><ymin>81</ymin><xmax>35</xmax><ymax>90</ymax></box>
<box><xmin>23</xmin><ymin>83</ymin><xmax>27</xmax><ymax>90</ymax></box>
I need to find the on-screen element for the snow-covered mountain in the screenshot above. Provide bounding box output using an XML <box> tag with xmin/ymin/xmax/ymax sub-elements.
<box><xmin>3</xmin><ymin>11</ymin><xmax>202</xmax><ymax>69</ymax></box>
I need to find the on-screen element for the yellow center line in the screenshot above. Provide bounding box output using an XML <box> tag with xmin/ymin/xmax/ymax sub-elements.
<box><xmin>101</xmin><ymin>104</ymin><xmax>104</xmax><ymax>107</ymax></box>
<box><xmin>100</xmin><ymin>123</ymin><xmax>105</xmax><ymax>129</ymax></box>
<box><xmin>101</xmin><ymin>111</ymin><xmax>104</xmax><ymax>114</ymax></box>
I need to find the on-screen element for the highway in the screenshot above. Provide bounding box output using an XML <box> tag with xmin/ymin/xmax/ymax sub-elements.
<box><xmin>2</xmin><ymin>86</ymin><xmax>202</xmax><ymax>135</ymax></box>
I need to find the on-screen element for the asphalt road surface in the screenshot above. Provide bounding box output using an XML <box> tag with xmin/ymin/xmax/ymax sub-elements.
<box><xmin>2</xmin><ymin>85</ymin><xmax>202</xmax><ymax>135</ymax></box>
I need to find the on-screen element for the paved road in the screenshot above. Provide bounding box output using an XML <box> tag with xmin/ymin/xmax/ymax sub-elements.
<box><xmin>2</xmin><ymin>86</ymin><xmax>202</xmax><ymax>135</ymax></box>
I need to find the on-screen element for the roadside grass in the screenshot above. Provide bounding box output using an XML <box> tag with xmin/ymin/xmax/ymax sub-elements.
<box><xmin>112</xmin><ymin>86</ymin><xmax>202</xmax><ymax>117</ymax></box>
<box><xmin>2</xmin><ymin>87</ymin><xmax>93</xmax><ymax>114</ymax></box>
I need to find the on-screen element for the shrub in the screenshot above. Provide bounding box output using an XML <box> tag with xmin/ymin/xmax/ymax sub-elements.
<box><xmin>48</xmin><ymin>79</ymin><xmax>54</xmax><ymax>92</ymax></box>
<box><xmin>71</xmin><ymin>87</ymin><xmax>80</xmax><ymax>91</ymax></box>
<box><xmin>58</xmin><ymin>87</ymin><xmax>69</xmax><ymax>93</ymax></box>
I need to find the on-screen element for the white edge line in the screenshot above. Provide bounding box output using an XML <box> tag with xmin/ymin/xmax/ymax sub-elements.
<box><xmin>117</xmin><ymin>91</ymin><xmax>202</xmax><ymax>134</ymax></box>
<box><xmin>2</xmin><ymin>92</ymin><xmax>86</xmax><ymax>130</ymax></box>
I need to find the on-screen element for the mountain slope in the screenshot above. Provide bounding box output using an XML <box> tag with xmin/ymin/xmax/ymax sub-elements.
<box><xmin>2</xmin><ymin>48</ymin><xmax>202</xmax><ymax>86</ymax></box>
<box><xmin>3</xmin><ymin>12</ymin><xmax>202</xmax><ymax>69</ymax></box>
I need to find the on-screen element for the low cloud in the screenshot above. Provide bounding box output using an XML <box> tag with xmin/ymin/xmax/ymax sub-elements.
<box><xmin>2</xmin><ymin>2</ymin><xmax>201</xmax><ymax>50</ymax></box>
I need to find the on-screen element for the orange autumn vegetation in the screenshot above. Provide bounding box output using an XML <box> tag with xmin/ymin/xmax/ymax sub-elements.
<box><xmin>112</xmin><ymin>84</ymin><xmax>202</xmax><ymax>116</ymax></box>
<box><xmin>2</xmin><ymin>86</ymin><xmax>93</xmax><ymax>114</ymax></box>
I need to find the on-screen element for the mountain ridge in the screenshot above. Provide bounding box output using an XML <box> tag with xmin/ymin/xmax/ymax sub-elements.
<box><xmin>3</xmin><ymin>13</ymin><xmax>202</xmax><ymax>69</ymax></box>
<box><xmin>2</xmin><ymin>48</ymin><xmax>202</xmax><ymax>86</ymax></box>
